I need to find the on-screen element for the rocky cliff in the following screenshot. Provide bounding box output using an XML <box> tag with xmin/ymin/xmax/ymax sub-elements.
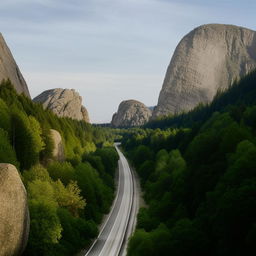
<box><xmin>0</xmin><ymin>33</ymin><xmax>30</xmax><ymax>98</ymax></box>
<box><xmin>33</xmin><ymin>88</ymin><xmax>90</xmax><ymax>122</ymax></box>
<box><xmin>111</xmin><ymin>100</ymin><xmax>152</xmax><ymax>127</ymax></box>
<box><xmin>81</xmin><ymin>106</ymin><xmax>90</xmax><ymax>123</ymax></box>
<box><xmin>0</xmin><ymin>164</ymin><xmax>29</xmax><ymax>256</ymax></box>
<box><xmin>153</xmin><ymin>24</ymin><xmax>256</xmax><ymax>118</ymax></box>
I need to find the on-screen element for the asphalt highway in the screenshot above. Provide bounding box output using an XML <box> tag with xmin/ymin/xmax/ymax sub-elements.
<box><xmin>85</xmin><ymin>143</ymin><xmax>138</xmax><ymax>256</ymax></box>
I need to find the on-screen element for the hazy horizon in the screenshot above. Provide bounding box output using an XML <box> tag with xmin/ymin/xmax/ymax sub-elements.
<box><xmin>1</xmin><ymin>0</ymin><xmax>256</xmax><ymax>123</ymax></box>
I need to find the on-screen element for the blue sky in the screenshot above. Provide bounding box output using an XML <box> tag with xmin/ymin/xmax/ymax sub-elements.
<box><xmin>1</xmin><ymin>0</ymin><xmax>255</xmax><ymax>122</ymax></box>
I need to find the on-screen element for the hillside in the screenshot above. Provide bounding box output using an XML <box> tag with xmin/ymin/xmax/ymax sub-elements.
<box><xmin>0</xmin><ymin>80</ymin><xmax>119</xmax><ymax>256</ymax></box>
<box><xmin>121</xmin><ymin>70</ymin><xmax>256</xmax><ymax>255</ymax></box>
<box><xmin>146</xmin><ymin>69</ymin><xmax>256</xmax><ymax>129</ymax></box>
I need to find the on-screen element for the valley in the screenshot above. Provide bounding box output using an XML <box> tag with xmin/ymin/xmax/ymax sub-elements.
<box><xmin>0</xmin><ymin>5</ymin><xmax>255</xmax><ymax>255</ymax></box>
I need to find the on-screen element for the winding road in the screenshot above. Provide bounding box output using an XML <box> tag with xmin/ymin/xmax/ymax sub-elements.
<box><xmin>85</xmin><ymin>143</ymin><xmax>139</xmax><ymax>256</ymax></box>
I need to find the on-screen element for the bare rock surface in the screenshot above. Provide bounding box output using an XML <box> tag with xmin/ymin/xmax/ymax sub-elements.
<box><xmin>0</xmin><ymin>163</ymin><xmax>29</xmax><ymax>256</ymax></box>
<box><xmin>0</xmin><ymin>34</ymin><xmax>30</xmax><ymax>98</ymax></box>
<box><xmin>153</xmin><ymin>24</ymin><xmax>256</xmax><ymax>118</ymax></box>
<box><xmin>50</xmin><ymin>129</ymin><xmax>65</xmax><ymax>162</ymax></box>
<box><xmin>81</xmin><ymin>106</ymin><xmax>90</xmax><ymax>123</ymax></box>
<box><xmin>33</xmin><ymin>88</ymin><xmax>90</xmax><ymax>122</ymax></box>
<box><xmin>111</xmin><ymin>100</ymin><xmax>152</xmax><ymax>127</ymax></box>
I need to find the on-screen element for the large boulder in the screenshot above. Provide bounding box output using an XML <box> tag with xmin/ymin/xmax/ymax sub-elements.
<box><xmin>111</xmin><ymin>100</ymin><xmax>152</xmax><ymax>127</ymax></box>
<box><xmin>0</xmin><ymin>33</ymin><xmax>30</xmax><ymax>98</ymax></box>
<box><xmin>0</xmin><ymin>163</ymin><xmax>29</xmax><ymax>256</ymax></box>
<box><xmin>33</xmin><ymin>88</ymin><xmax>90</xmax><ymax>122</ymax></box>
<box><xmin>153</xmin><ymin>24</ymin><xmax>256</xmax><ymax>118</ymax></box>
<box><xmin>50</xmin><ymin>129</ymin><xmax>65</xmax><ymax>162</ymax></box>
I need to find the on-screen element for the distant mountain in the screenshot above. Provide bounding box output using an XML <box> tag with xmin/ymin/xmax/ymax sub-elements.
<box><xmin>0</xmin><ymin>33</ymin><xmax>30</xmax><ymax>98</ymax></box>
<box><xmin>153</xmin><ymin>24</ymin><xmax>256</xmax><ymax>118</ymax></box>
<box><xmin>147</xmin><ymin>106</ymin><xmax>155</xmax><ymax>111</ymax></box>
<box><xmin>111</xmin><ymin>100</ymin><xmax>152</xmax><ymax>127</ymax></box>
<box><xmin>33</xmin><ymin>88</ymin><xmax>90</xmax><ymax>122</ymax></box>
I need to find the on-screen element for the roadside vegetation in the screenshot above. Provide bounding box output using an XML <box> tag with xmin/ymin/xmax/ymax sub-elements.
<box><xmin>0</xmin><ymin>81</ymin><xmax>119</xmax><ymax>256</ymax></box>
<box><xmin>122</xmin><ymin>70</ymin><xmax>256</xmax><ymax>256</ymax></box>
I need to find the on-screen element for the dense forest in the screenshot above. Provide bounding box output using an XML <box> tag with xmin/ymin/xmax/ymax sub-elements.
<box><xmin>121</xmin><ymin>70</ymin><xmax>256</xmax><ymax>255</ymax></box>
<box><xmin>0</xmin><ymin>80</ymin><xmax>119</xmax><ymax>256</ymax></box>
<box><xmin>2</xmin><ymin>68</ymin><xmax>256</xmax><ymax>256</ymax></box>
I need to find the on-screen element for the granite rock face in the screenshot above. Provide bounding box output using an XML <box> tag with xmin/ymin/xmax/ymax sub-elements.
<box><xmin>0</xmin><ymin>33</ymin><xmax>30</xmax><ymax>98</ymax></box>
<box><xmin>50</xmin><ymin>129</ymin><xmax>65</xmax><ymax>162</ymax></box>
<box><xmin>81</xmin><ymin>106</ymin><xmax>90</xmax><ymax>123</ymax></box>
<box><xmin>33</xmin><ymin>88</ymin><xmax>90</xmax><ymax>122</ymax></box>
<box><xmin>153</xmin><ymin>24</ymin><xmax>256</xmax><ymax>118</ymax></box>
<box><xmin>111</xmin><ymin>100</ymin><xmax>152</xmax><ymax>127</ymax></box>
<box><xmin>0</xmin><ymin>164</ymin><xmax>29</xmax><ymax>256</ymax></box>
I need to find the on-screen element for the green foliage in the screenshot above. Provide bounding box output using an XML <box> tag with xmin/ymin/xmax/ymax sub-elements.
<box><xmin>84</xmin><ymin>154</ymin><xmax>113</xmax><ymax>188</ymax></box>
<box><xmin>22</xmin><ymin>147</ymin><xmax>118</xmax><ymax>256</ymax></box>
<box><xmin>40</xmin><ymin>127</ymin><xmax>54</xmax><ymax>161</ymax></box>
<box><xmin>75</xmin><ymin>162</ymin><xmax>114</xmax><ymax>221</ymax></box>
<box><xmin>57</xmin><ymin>208</ymin><xmax>97</xmax><ymax>254</ymax></box>
<box><xmin>29</xmin><ymin>116</ymin><xmax>45</xmax><ymax>152</ymax></box>
<box><xmin>0</xmin><ymin>128</ymin><xmax>19</xmax><ymax>167</ymax></box>
<box><xmin>83</xmin><ymin>141</ymin><xmax>97</xmax><ymax>154</ymax></box>
<box><xmin>0</xmin><ymin>99</ymin><xmax>11</xmax><ymax>132</ymax></box>
<box><xmin>137</xmin><ymin>160</ymin><xmax>154</xmax><ymax>184</ymax></box>
<box><xmin>27</xmin><ymin>200</ymin><xmax>62</xmax><ymax>255</ymax></box>
<box><xmin>47</xmin><ymin>161</ymin><xmax>75</xmax><ymax>185</ymax></box>
<box><xmin>93</xmin><ymin>147</ymin><xmax>119</xmax><ymax>177</ymax></box>
<box><xmin>167</xmin><ymin>219</ymin><xmax>209</xmax><ymax>256</ymax></box>
<box><xmin>0</xmin><ymin>82</ymin><xmax>119</xmax><ymax>255</ymax></box>
<box><xmin>127</xmin><ymin>229</ymin><xmax>154</xmax><ymax>256</ymax></box>
<box><xmin>24</xmin><ymin>168</ymin><xmax>89</xmax><ymax>255</ymax></box>
<box><xmin>12</xmin><ymin>109</ymin><xmax>44</xmax><ymax>169</ymax></box>
<box><xmin>136</xmin><ymin>207</ymin><xmax>157</xmax><ymax>231</ymax></box>
<box><xmin>124</xmin><ymin>70</ymin><xmax>256</xmax><ymax>256</ymax></box>
<box><xmin>127</xmin><ymin>224</ymin><xmax>172</xmax><ymax>256</ymax></box>
<box><xmin>132</xmin><ymin>145</ymin><xmax>153</xmax><ymax>167</ymax></box>
<box><xmin>22</xmin><ymin>165</ymin><xmax>51</xmax><ymax>186</ymax></box>
<box><xmin>53</xmin><ymin>180</ymin><xmax>86</xmax><ymax>217</ymax></box>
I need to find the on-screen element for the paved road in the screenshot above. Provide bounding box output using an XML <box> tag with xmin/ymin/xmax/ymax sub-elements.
<box><xmin>85</xmin><ymin>143</ymin><xmax>138</xmax><ymax>256</ymax></box>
